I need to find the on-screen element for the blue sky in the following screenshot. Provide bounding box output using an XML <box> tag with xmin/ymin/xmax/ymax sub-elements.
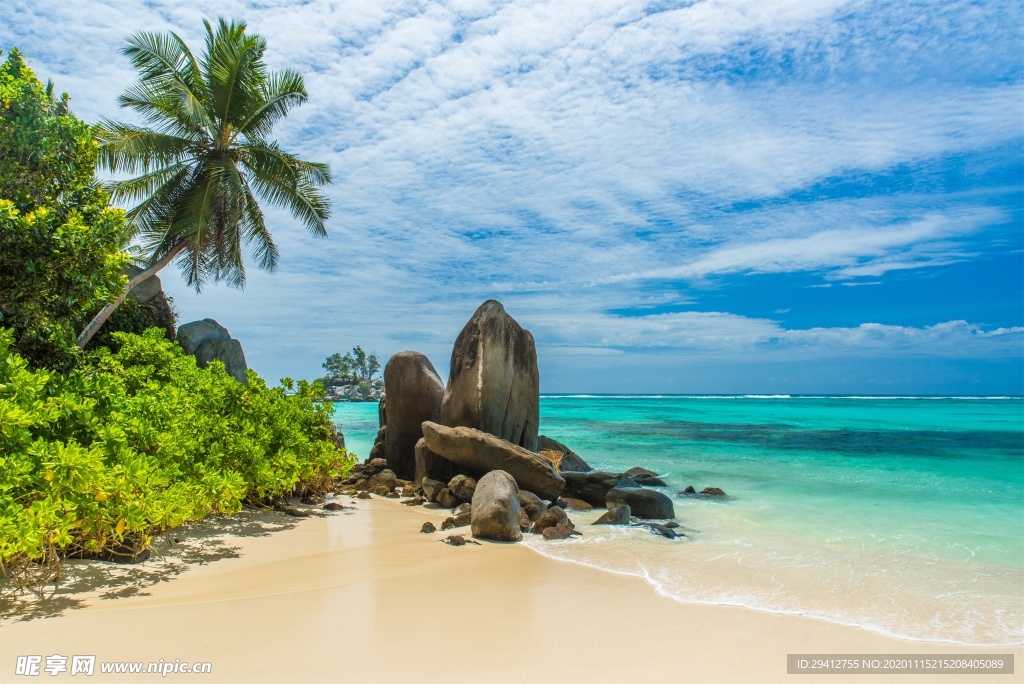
<box><xmin>2</xmin><ymin>0</ymin><xmax>1022</xmax><ymax>393</ymax></box>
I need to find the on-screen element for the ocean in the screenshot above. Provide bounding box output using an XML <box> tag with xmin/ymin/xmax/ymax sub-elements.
<box><xmin>331</xmin><ymin>395</ymin><xmax>1024</xmax><ymax>646</ymax></box>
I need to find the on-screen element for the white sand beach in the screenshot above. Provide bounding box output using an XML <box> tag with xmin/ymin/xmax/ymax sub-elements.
<box><xmin>2</xmin><ymin>497</ymin><xmax>1020</xmax><ymax>684</ymax></box>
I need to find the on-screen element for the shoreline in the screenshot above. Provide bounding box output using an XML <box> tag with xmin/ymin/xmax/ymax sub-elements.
<box><xmin>2</xmin><ymin>496</ymin><xmax>1020</xmax><ymax>683</ymax></box>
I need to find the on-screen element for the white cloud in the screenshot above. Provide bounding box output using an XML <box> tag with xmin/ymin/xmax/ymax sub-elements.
<box><xmin>1</xmin><ymin>0</ymin><xmax>1020</xmax><ymax>388</ymax></box>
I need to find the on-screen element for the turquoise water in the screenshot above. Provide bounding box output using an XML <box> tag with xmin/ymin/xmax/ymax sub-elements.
<box><xmin>332</xmin><ymin>395</ymin><xmax>1024</xmax><ymax>645</ymax></box>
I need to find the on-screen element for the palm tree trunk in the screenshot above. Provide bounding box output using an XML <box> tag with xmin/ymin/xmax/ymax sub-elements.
<box><xmin>75</xmin><ymin>242</ymin><xmax>187</xmax><ymax>348</ymax></box>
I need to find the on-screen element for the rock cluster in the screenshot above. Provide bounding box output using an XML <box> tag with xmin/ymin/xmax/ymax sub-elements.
<box><xmin>337</xmin><ymin>299</ymin><xmax>727</xmax><ymax>544</ymax></box>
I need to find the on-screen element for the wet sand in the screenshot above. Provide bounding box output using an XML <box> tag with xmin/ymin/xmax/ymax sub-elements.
<box><xmin>1</xmin><ymin>497</ymin><xmax>1019</xmax><ymax>683</ymax></box>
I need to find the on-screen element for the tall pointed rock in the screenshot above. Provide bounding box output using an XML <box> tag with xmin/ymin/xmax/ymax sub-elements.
<box><xmin>440</xmin><ymin>300</ymin><xmax>539</xmax><ymax>451</ymax></box>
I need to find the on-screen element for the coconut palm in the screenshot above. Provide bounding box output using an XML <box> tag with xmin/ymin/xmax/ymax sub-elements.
<box><xmin>76</xmin><ymin>18</ymin><xmax>331</xmax><ymax>347</ymax></box>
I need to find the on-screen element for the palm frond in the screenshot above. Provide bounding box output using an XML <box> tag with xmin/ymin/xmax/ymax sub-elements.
<box><xmin>237</xmin><ymin>69</ymin><xmax>307</xmax><ymax>141</ymax></box>
<box><xmin>96</xmin><ymin>121</ymin><xmax>197</xmax><ymax>174</ymax></box>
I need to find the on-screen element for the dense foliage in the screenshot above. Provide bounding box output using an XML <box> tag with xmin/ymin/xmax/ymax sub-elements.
<box><xmin>0</xmin><ymin>50</ymin><xmax>130</xmax><ymax>368</ymax></box>
<box><xmin>0</xmin><ymin>328</ymin><xmax>352</xmax><ymax>595</ymax></box>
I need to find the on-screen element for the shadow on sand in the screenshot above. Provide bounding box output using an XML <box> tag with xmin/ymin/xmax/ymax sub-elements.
<box><xmin>0</xmin><ymin>507</ymin><xmax>329</xmax><ymax>623</ymax></box>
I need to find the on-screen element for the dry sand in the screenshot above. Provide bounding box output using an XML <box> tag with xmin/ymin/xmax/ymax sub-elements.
<box><xmin>1</xmin><ymin>497</ymin><xmax>1020</xmax><ymax>683</ymax></box>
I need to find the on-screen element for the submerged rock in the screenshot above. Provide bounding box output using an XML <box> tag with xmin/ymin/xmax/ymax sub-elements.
<box><xmin>561</xmin><ymin>472</ymin><xmax>638</xmax><ymax>507</ymax></box>
<box><xmin>623</xmin><ymin>467</ymin><xmax>667</xmax><ymax>487</ymax></box>
<box><xmin>562</xmin><ymin>497</ymin><xmax>593</xmax><ymax>511</ymax></box>
<box><xmin>593</xmin><ymin>504</ymin><xmax>631</xmax><ymax>525</ymax></box>
<box><xmin>701</xmin><ymin>487</ymin><xmax>727</xmax><ymax>497</ymax></box>
<box><xmin>606</xmin><ymin>486</ymin><xmax>675</xmax><ymax>520</ymax></box>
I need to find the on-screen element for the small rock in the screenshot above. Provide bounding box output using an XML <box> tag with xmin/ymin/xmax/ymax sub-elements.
<box><xmin>531</xmin><ymin>506</ymin><xmax>570</xmax><ymax>534</ymax></box>
<box><xmin>369</xmin><ymin>457</ymin><xmax>388</xmax><ymax>470</ymax></box>
<box><xmin>441</xmin><ymin>519</ymin><xmax>457</xmax><ymax>531</ymax></box>
<box><xmin>323</xmin><ymin>502</ymin><xmax>346</xmax><ymax>511</ymax></box>
<box><xmin>440</xmin><ymin>534</ymin><xmax>480</xmax><ymax>546</ymax></box>
<box><xmin>302</xmin><ymin>493</ymin><xmax>325</xmax><ymax>505</ymax></box>
<box><xmin>448</xmin><ymin>474</ymin><xmax>477</xmax><ymax>503</ymax></box>
<box><xmin>401</xmin><ymin>484</ymin><xmax>415</xmax><ymax>498</ymax></box>
<box><xmin>371</xmin><ymin>485</ymin><xmax>390</xmax><ymax>497</ymax></box>
<box><xmin>367</xmin><ymin>469</ymin><xmax>397</xmax><ymax>492</ymax></box>
<box><xmin>401</xmin><ymin>496</ymin><xmax>426</xmax><ymax>506</ymax></box>
<box><xmin>518</xmin><ymin>490</ymin><xmax>546</xmax><ymax>522</ymax></box>
<box><xmin>701</xmin><ymin>487</ymin><xmax>727</xmax><ymax>497</ymax></box>
<box><xmin>357</xmin><ymin>491</ymin><xmax>371</xmax><ymax>499</ymax></box>
<box><xmin>520</xmin><ymin>511</ymin><xmax>532</xmax><ymax>531</ymax></box>
<box><xmin>422</xmin><ymin>477</ymin><xmax>445</xmax><ymax>503</ymax></box>
<box><xmin>681</xmin><ymin>486</ymin><xmax>696</xmax><ymax>495</ymax></box>
<box><xmin>435</xmin><ymin>487</ymin><xmax>460</xmax><ymax>509</ymax></box>
<box><xmin>542</xmin><ymin>526</ymin><xmax>569</xmax><ymax>540</ymax></box>
<box><xmin>635</xmin><ymin>522</ymin><xmax>679</xmax><ymax>539</ymax></box>
<box><xmin>593</xmin><ymin>504</ymin><xmax>631</xmax><ymax>525</ymax></box>
<box><xmin>283</xmin><ymin>507</ymin><xmax>309</xmax><ymax>518</ymax></box>
<box><xmin>562</xmin><ymin>497</ymin><xmax>593</xmax><ymax>511</ymax></box>
<box><xmin>453</xmin><ymin>503</ymin><xmax>472</xmax><ymax>517</ymax></box>
<box><xmin>420</xmin><ymin>522</ymin><xmax>436</xmax><ymax>533</ymax></box>
<box><xmin>385</xmin><ymin>490</ymin><xmax>401</xmax><ymax>499</ymax></box>
<box><xmin>663</xmin><ymin>521</ymin><xmax>680</xmax><ymax>528</ymax></box>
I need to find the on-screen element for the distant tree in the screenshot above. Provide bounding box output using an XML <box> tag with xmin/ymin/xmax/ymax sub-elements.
<box><xmin>76</xmin><ymin>18</ymin><xmax>332</xmax><ymax>347</ymax></box>
<box><xmin>322</xmin><ymin>346</ymin><xmax>380</xmax><ymax>384</ymax></box>
<box><xmin>322</xmin><ymin>352</ymin><xmax>352</xmax><ymax>380</ymax></box>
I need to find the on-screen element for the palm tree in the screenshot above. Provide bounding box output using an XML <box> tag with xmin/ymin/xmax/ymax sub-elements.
<box><xmin>76</xmin><ymin>18</ymin><xmax>331</xmax><ymax>347</ymax></box>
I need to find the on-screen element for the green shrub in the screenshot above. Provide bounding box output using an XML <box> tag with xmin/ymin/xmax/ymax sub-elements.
<box><xmin>0</xmin><ymin>327</ymin><xmax>352</xmax><ymax>594</ymax></box>
<box><xmin>0</xmin><ymin>50</ymin><xmax>130</xmax><ymax>370</ymax></box>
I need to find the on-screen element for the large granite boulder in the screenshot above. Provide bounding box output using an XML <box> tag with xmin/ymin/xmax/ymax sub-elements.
<box><xmin>470</xmin><ymin>470</ymin><xmax>522</xmax><ymax>542</ymax></box>
<box><xmin>383</xmin><ymin>351</ymin><xmax>445</xmax><ymax>480</ymax></box>
<box><xmin>421</xmin><ymin>421</ymin><xmax>565</xmax><ymax>500</ymax></box>
<box><xmin>194</xmin><ymin>337</ymin><xmax>248</xmax><ymax>384</ymax></box>
<box><xmin>440</xmin><ymin>300</ymin><xmax>539</xmax><ymax>452</ymax></box>
<box><xmin>537</xmin><ymin>435</ymin><xmax>593</xmax><ymax>472</ymax></box>
<box><xmin>561</xmin><ymin>472</ymin><xmax>638</xmax><ymax>507</ymax></box>
<box><xmin>606</xmin><ymin>486</ymin><xmax>675</xmax><ymax>519</ymax></box>
<box><xmin>177</xmin><ymin>319</ymin><xmax>230</xmax><ymax>356</ymax></box>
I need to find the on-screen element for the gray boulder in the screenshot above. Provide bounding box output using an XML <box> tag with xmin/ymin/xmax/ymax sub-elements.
<box><xmin>470</xmin><ymin>470</ymin><xmax>522</xmax><ymax>542</ymax></box>
<box><xmin>606</xmin><ymin>486</ymin><xmax>675</xmax><ymax>519</ymax></box>
<box><xmin>193</xmin><ymin>338</ymin><xmax>248</xmax><ymax>384</ymax></box>
<box><xmin>383</xmin><ymin>351</ymin><xmax>445</xmax><ymax>480</ymax></box>
<box><xmin>593</xmin><ymin>505</ymin><xmax>631</xmax><ymax>525</ymax></box>
<box><xmin>537</xmin><ymin>435</ymin><xmax>593</xmax><ymax>472</ymax></box>
<box><xmin>440</xmin><ymin>300</ymin><xmax>539</xmax><ymax>451</ymax></box>
<box><xmin>561</xmin><ymin>472</ymin><xmax>638</xmax><ymax>507</ymax></box>
<box><xmin>177</xmin><ymin>319</ymin><xmax>230</xmax><ymax>356</ymax></box>
<box><xmin>421</xmin><ymin>422</ymin><xmax>565</xmax><ymax>500</ymax></box>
